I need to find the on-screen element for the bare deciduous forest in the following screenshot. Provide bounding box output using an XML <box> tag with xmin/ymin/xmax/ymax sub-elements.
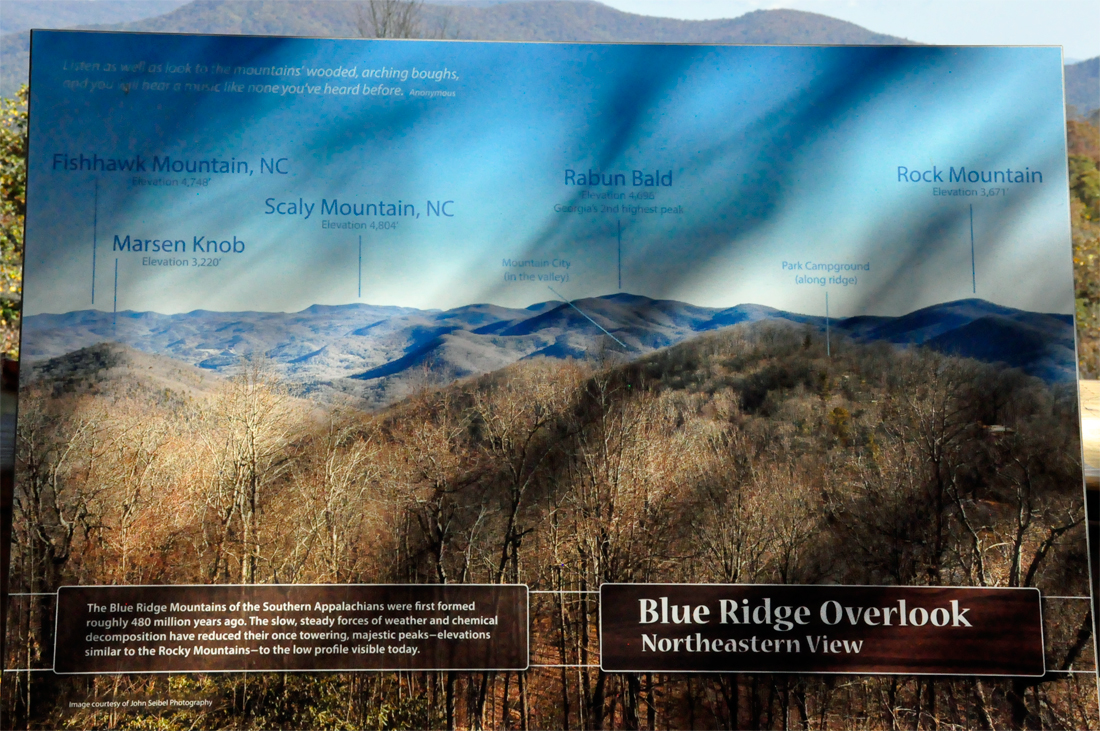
<box><xmin>2</xmin><ymin>322</ymin><xmax>1097</xmax><ymax>730</ymax></box>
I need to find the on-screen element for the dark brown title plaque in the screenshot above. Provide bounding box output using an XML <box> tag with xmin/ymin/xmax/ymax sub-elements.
<box><xmin>599</xmin><ymin>584</ymin><xmax>1044</xmax><ymax>676</ymax></box>
<box><xmin>54</xmin><ymin>584</ymin><xmax>528</xmax><ymax>674</ymax></box>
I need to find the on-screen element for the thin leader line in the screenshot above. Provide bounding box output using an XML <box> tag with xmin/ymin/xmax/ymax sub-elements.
<box><xmin>970</xmin><ymin>203</ymin><xmax>976</xmax><ymax>294</ymax></box>
<box><xmin>91</xmin><ymin>178</ymin><xmax>98</xmax><ymax>303</ymax></box>
<box><xmin>113</xmin><ymin>258</ymin><xmax>118</xmax><ymax>329</ymax></box>
<box><xmin>547</xmin><ymin>285</ymin><xmax>628</xmax><ymax>349</ymax></box>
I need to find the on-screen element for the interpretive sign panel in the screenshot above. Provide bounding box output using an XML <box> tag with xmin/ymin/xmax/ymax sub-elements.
<box><xmin>9</xmin><ymin>27</ymin><xmax>1094</xmax><ymax>729</ymax></box>
<box><xmin>54</xmin><ymin>585</ymin><xmax>528</xmax><ymax>673</ymax></box>
<box><xmin>599</xmin><ymin>584</ymin><xmax>1045</xmax><ymax>676</ymax></box>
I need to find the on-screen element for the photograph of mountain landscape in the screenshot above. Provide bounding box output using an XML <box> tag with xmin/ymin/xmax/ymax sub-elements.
<box><xmin>3</xmin><ymin>25</ymin><xmax>1097</xmax><ymax>731</ymax></box>
<box><xmin>20</xmin><ymin>295</ymin><xmax>1080</xmax><ymax>409</ymax></box>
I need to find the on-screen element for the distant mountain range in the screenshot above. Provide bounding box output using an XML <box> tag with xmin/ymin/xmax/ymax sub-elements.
<box><xmin>3</xmin><ymin>0</ymin><xmax>915</xmax><ymax>97</ymax></box>
<box><xmin>1066</xmin><ymin>57</ymin><xmax>1100</xmax><ymax>120</ymax></box>
<box><xmin>0</xmin><ymin>0</ymin><xmax>191</xmax><ymax>35</ymax></box>
<box><xmin>4</xmin><ymin>0</ymin><xmax>1096</xmax><ymax>114</ymax></box>
<box><xmin>22</xmin><ymin>295</ymin><xmax>1076</xmax><ymax>406</ymax></box>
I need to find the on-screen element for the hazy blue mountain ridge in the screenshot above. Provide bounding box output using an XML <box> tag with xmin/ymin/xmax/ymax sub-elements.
<box><xmin>22</xmin><ymin>296</ymin><xmax>1077</xmax><ymax>401</ymax></box>
<box><xmin>4</xmin><ymin>1</ymin><xmax>1094</xmax><ymax>112</ymax></box>
<box><xmin>1</xmin><ymin>0</ymin><xmax>917</xmax><ymax>96</ymax></box>
<box><xmin>1066</xmin><ymin>57</ymin><xmax>1100</xmax><ymax>118</ymax></box>
<box><xmin>0</xmin><ymin>0</ymin><xmax>191</xmax><ymax>35</ymax></box>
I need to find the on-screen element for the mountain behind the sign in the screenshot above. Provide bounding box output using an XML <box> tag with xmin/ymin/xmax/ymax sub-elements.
<box><xmin>1</xmin><ymin>1</ymin><xmax>917</xmax><ymax>97</ymax></box>
<box><xmin>5</xmin><ymin>0</ymin><xmax>1096</xmax><ymax>113</ymax></box>
<box><xmin>22</xmin><ymin>295</ymin><xmax>1076</xmax><ymax>406</ymax></box>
